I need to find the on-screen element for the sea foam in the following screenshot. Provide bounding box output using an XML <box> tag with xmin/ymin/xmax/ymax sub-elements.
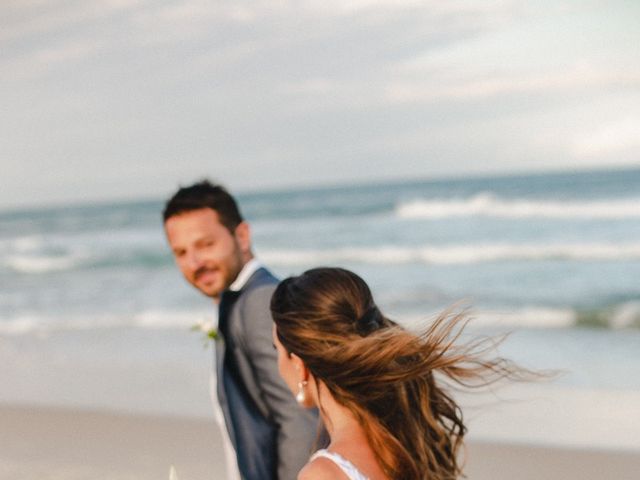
<box><xmin>4</xmin><ymin>253</ymin><xmax>89</xmax><ymax>274</ymax></box>
<box><xmin>0</xmin><ymin>309</ymin><xmax>215</xmax><ymax>335</ymax></box>
<box><xmin>396</xmin><ymin>193</ymin><xmax>640</xmax><ymax>219</ymax></box>
<box><xmin>259</xmin><ymin>242</ymin><xmax>640</xmax><ymax>266</ymax></box>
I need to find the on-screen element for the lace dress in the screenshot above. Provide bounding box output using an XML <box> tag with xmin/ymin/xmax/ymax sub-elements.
<box><xmin>309</xmin><ymin>449</ymin><xmax>370</xmax><ymax>480</ymax></box>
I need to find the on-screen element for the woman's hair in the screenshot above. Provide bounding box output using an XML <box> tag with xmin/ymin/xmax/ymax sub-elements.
<box><xmin>271</xmin><ymin>267</ymin><xmax>528</xmax><ymax>480</ymax></box>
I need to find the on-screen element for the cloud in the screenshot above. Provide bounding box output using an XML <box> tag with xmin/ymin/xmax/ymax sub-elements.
<box><xmin>571</xmin><ymin>117</ymin><xmax>640</xmax><ymax>158</ymax></box>
<box><xmin>33</xmin><ymin>41</ymin><xmax>98</xmax><ymax>65</ymax></box>
<box><xmin>0</xmin><ymin>0</ymin><xmax>147</xmax><ymax>43</ymax></box>
<box><xmin>1</xmin><ymin>0</ymin><xmax>638</xmax><ymax>209</ymax></box>
<box><xmin>303</xmin><ymin>0</ymin><xmax>523</xmax><ymax>17</ymax></box>
<box><xmin>384</xmin><ymin>66</ymin><xmax>640</xmax><ymax>104</ymax></box>
<box><xmin>281</xmin><ymin>78</ymin><xmax>337</xmax><ymax>95</ymax></box>
<box><xmin>1</xmin><ymin>0</ymin><xmax>150</xmax><ymax>80</ymax></box>
<box><xmin>3</xmin><ymin>39</ymin><xmax>103</xmax><ymax>80</ymax></box>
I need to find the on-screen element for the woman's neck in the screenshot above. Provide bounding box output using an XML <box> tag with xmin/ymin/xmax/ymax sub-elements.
<box><xmin>318</xmin><ymin>387</ymin><xmax>368</xmax><ymax>447</ymax></box>
<box><xmin>314</xmin><ymin>383</ymin><xmax>387</xmax><ymax>480</ymax></box>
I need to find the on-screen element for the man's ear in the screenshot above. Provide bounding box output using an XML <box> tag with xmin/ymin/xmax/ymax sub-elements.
<box><xmin>233</xmin><ymin>221</ymin><xmax>252</xmax><ymax>255</ymax></box>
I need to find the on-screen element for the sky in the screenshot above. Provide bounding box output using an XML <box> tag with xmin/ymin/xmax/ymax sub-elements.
<box><xmin>2</xmin><ymin>0</ymin><xmax>639</xmax><ymax>209</ymax></box>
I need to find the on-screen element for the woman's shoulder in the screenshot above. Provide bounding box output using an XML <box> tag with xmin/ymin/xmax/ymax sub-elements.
<box><xmin>298</xmin><ymin>455</ymin><xmax>350</xmax><ymax>480</ymax></box>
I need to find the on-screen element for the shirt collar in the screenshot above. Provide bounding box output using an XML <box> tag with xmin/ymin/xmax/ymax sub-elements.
<box><xmin>229</xmin><ymin>258</ymin><xmax>262</xmax><ymax>292</ymax></box>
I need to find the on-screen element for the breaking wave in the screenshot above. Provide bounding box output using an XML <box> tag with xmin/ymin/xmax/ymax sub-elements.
<box><xmin>396</xmin><ymin>193</ymin><xmax>640</xmax><ymax>219</ymax></box>
<box><xmin>259</xmin><ymin>242</ymin><xmax>640</xmax><ymax>266</ymax></box>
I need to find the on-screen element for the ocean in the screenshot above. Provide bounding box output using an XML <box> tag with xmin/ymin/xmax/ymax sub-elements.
<box><xmin>1</xmin><ymin>167</ymin><xmax>639</xmax><ymax>448</ymax></box>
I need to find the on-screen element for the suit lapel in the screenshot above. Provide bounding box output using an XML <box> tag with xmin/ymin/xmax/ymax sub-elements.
<box><xmin>218</xmin><ymin>289</ymin><xmax>241</xmax><ymax>342</ymax></box>
<box><xmin>218</xmin><ymin>267</ymin><xmax>268</xmax><ymax>340</ymax></box>
<box><xmin>215</xmin><ymin>289</ymin><xmax>242</xmax><ymax>451</ymax></box>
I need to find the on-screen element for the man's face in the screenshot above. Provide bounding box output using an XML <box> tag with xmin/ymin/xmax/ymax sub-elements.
<box><xmin>165</xmin><ymin>208</ymin><xmax>250</xmax><ymax>300</ymax></box>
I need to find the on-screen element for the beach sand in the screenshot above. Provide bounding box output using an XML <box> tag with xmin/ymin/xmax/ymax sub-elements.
<box><xmin>464</xmin><ymin>442</ymin><xmax>640</xmax><ymax>480</ymax></box>
<box><xmin>2</xmin><ymin>404</ymin><xmax>639</xmax><ymax>480</ymax></box>
<box><xmin>0</xmin><ymin>404</ymin><xmax>221</xmax><ymax>480</ymax></box>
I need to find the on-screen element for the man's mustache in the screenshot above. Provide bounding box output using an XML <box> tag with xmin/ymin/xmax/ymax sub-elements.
<box><xmin>194</xmin><ymin>266</ymin><xmax>216</xmax><ymax>280</ymax></box>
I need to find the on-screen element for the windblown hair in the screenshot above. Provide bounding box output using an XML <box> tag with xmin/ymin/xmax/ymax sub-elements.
<box><xmin>162</xmin><ymin>180</ymin><xmax>243</xmax><ymax>232</ymax></box>
<box><xmin>271</xmin><ymin>267</ymin><xmax>528</xmax><ymax>480</ymax></box>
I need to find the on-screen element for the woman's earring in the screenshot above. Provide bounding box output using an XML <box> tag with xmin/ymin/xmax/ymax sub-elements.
<box><xmin>296</xmin><ymin>380</ymin><xmax>308</xmax><ymax>405</ymax></box>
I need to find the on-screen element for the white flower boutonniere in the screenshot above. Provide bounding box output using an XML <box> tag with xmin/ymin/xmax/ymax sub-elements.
<box><xmin>191</xmin><ymin>317</ymin><xmax>218</xmax><ymax>346</ymax></box>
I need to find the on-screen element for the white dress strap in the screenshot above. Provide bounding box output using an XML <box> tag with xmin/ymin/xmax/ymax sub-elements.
<box><xmin>309</xmin><ymin>449</ymin><xmax>370</xmax><ymax>480</ymax></box>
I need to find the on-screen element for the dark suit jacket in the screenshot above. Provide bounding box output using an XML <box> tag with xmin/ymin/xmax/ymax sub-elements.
<box><xmin>216</xmin><ymin>267</ymin><xmax>317</xmax><ymax>480</ymax></box>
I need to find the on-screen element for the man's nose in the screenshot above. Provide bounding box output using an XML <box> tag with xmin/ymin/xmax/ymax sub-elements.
<box><xmin>185</xmin><ymin>250</ymin><xmax>203</xmax><ymax>270</ymax></box>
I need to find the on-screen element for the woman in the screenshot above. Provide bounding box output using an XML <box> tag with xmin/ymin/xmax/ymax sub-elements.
<box><xmin>271</xmin><ymin>267</ymin><xmax>526</xmax><ymax>480</ymax></box>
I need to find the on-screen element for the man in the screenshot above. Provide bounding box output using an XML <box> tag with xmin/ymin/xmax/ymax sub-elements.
<box><xmin>163</xmin><ymin>180</ymin><xmax>317</xmax><ymax>480</ymax></box>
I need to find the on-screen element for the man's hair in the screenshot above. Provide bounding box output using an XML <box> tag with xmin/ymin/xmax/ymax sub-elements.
<box><xmin>162</xmin><ymin>180</ymin><xmax>244</xmax><ymax>232</ymax></box>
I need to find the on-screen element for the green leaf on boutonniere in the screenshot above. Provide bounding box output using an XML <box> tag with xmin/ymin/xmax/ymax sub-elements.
<box><xmin>191</xmin><ymin>319</ymin><xmax>218</xmax><ymax>347</ymax></box>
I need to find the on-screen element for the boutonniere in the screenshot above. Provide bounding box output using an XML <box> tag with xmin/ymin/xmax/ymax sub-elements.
<box><xmin>191</xmin><ymin>317</ymin><xmax>218</xmax><ymax>346</ymax></box>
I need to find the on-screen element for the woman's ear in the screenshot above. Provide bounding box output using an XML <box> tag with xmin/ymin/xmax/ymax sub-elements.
<box><xmin>290</xmin><ymin>353</ymin><xmax>317</xmax><ymax>408</ymax></box>
<box><xmin>290</xmin><ymin>353</ymin><xmax>309</xmax><ymax>381</ymax></box>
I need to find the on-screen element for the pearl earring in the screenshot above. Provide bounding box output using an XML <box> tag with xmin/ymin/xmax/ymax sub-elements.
<box><xmin>296</xmin><ymin>380</ymin><xmax>308</xmax><ymax>405</ymax></box>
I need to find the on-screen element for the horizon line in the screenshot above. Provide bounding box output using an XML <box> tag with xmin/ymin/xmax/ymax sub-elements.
<box><xmin>3</xmin><ymin>163</ymin><xmax>639</xmax><ymax>215</ymax></box>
